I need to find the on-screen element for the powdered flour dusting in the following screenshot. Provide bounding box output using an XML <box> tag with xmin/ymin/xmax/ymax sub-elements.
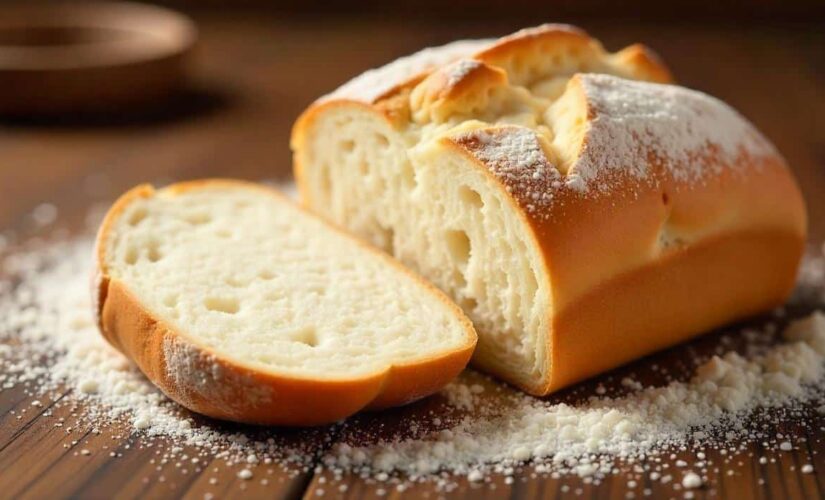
<box><xmin>572</xmin><ymin>74</ymin><xmax>776</xmax><ymax>192</ymax></box>
<box><xmin>1</xmin><ymin>219</ymin><xmax>823</xmax><ymax>494</ymax></box>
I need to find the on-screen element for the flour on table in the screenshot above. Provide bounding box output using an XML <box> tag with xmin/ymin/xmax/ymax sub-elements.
<box><xmin>1</xmin><ymin>226</ymin><xmax>824</xmax><ymax>494</ymax></box>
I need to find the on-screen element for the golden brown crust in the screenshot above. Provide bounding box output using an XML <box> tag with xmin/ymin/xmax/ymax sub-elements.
<box><xmin>474</xmin><ymin>24</ymin><xmax>672</xmax><ymax>86</ymax></box>
<box><xmin>478</xmin><ymin>23</ymin><xmax>590</xmax><ymax>53</ymax></box>
<box><xmin>610</xmin><ymin>43</ymin><xmax>673</xmax><ymax>83</ymax></box>
<box><xmin>94</xmin><ymin>180</ymin><xmax>476</xmax><ymax>425</ymax></box>
<box><xmin>290</xmin><ymin>24</ymin><xmax>807</xmax><ymax>397</ymax></box>
<box><xmin>472</xmin><ymin>23</ymin><xmax>671</xmax><ymax>86</ymax></box>
<box><xmin>410</xmin><ymin>60</ymin><xmax>508</xmax><ymax>123</ymax></box>
<box><xmin>544</xmin><ymin>229</ymin><xmax>803</xmax><ymax>393</ymax></box>
<box><xmin>444</xmin><ymin>136</ymin><xmax>805</xmax><ymax>394</ymax></box>
<box><xmin>291</xmin><ymin>24</ymin><xmax>672</xmax><ymax>148</ymax></box>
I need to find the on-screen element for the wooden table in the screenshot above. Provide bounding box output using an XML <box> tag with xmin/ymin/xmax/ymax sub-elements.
<box><xmin>0</xmin><ymin>12</ymin><xmax>823</xmax><ymax>499</ymax></box>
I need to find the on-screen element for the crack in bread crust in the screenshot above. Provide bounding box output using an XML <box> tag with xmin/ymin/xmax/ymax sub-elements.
<box><xmin>291</xmin><ymin>24</ymin><xmax>807</xmax><ymax>395</ymax></box>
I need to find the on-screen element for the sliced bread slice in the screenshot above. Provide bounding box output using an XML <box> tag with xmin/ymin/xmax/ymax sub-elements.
<box><xmin>94</xmin><ymin>180</ymin><xmax>476</xmax><ymax>426</ymax></box>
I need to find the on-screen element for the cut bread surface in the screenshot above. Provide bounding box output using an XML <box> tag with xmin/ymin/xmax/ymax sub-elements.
<box><xmin>95</xmin><ymin>180</ymin><xmax>476</xmax><ymax>425</ymax></box>
<box><xmin>292</xmin><ymin>24</ymin><xmax>807</xmax><ymax>395</ymax></box>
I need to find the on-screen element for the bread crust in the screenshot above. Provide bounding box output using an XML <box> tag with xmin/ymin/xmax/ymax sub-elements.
<box><xmin>291</xmin><ymin>24</ymin><xmax>807</xmax><ymax>396</ymax></box>
<box><xmin>437</xmin><ymin>129</ymin><xmax>805</xmax><ymax>395</ymax></box>
<box><xmin>94</xmin><ymin>180</ymin><xmax>477</xmax><ymax>426</ymax></box>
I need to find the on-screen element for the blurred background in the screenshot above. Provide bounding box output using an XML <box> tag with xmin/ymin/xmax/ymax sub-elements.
<box><xmin>0</xmin><ymin>0</ymin><xmax>822</xmax><ymax>238</ymax></box>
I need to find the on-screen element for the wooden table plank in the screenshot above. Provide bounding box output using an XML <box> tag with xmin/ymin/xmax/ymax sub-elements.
<box><xmin>0</xmin><ymin>12</ymin><xmax>823</xmax><ymax>499</ymax></box>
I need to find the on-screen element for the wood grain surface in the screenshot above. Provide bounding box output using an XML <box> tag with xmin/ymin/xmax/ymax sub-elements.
<box><xmin>0</xmin><ymin>12</ymin><xmax>824</xmax><ymax>500</ymax></box>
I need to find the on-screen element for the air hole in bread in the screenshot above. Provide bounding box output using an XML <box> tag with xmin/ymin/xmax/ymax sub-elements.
<box><xmin>400</xmin><ymin>163</ymin><xmax>416</xmax><ymax>189</ymax></box>
<box><xmin>459</xmin><ymin>186</ymin><xmax>484</xmax><ymax>208</ymax></box>
<box><xmin>460</xmin><ymin>296</ymin><xmax>478</xmax><ymax>312</ymax></box>
<box><xmin>445</xmin><ymin>229</ymin><xmax>471</xmax><ymax>266</ymax></box>
<box><xmin>224</xmin><ymin>276</ymin><xmax>248</xmax><ymax>288</ymax></box>
<box><xmin>216</xmin><ymin>229</ymin><xmax>232</xmax><ymax>239</ymax></box>
<box><xmin>162</xmin><ymin>294</ymin><xmax>178</xmax><ymax>308</ymax></box>
<box><xmin>292</xmin><ymin>327</ymin><xmax>319</xmax><ymax>347</ymax></box>
<box><xmin>453</xmin><ymin>270</ymin><xmax>467</xmax><ymax>289</ymax></box>
<box><xmin>373</xmin><ymin>173</ymin><xmax>387</xmax><ymax>192</ymax></box>
<box><xmin>525</xmin><ymin>268</ymin><xmax>539</xmax><ymax>298</ymax></box>
<box><xmin>377</xmin><ymin>225</ymin><xmax>395</xmax><ymax>254</ymax></box>
<box><xmin>341</xmin><ymin>140</ymin><xmax>355</xmax><ymax>153</ymax></box>
<box><xmin>358</xmin><ymin>160</ymin><xmax>369</xmax><ymax>175</ymax></box>
<box><xmin>124</xmin><ymin>246</ymin><xmax>138</xmax><ymax>265</ymax></box>
<box><xmin>375</xmin><ymin>134</ymin><xmax>390</xmax><ymax>148</ymax></box>
<box><xmin>184</xmin><ymin>212</ymin><xmax>212</xmax><ymax>225</ymax></box>
<box><xmin>258</xmin><ymin>269</ymin><xmax>274</xmax><ymax>280</ymax></box>
<box><xmin>127</xmin><ymin>208</ymin><xmax>147</xmax><ymax>226</ymax></box>
<box><xmin>147</xmin><ymin>242</ymin><xmax>162</xmax><ymax>262</ymax></box>
<box><xmin>204</xmin><ymin>296</ymin><xmax>240</xmax><ymax>314</ymax></box>
<box><xmin>320</xmin><ymin>167</ymin><xmax>332</xmax><ymax>197</ymax></box>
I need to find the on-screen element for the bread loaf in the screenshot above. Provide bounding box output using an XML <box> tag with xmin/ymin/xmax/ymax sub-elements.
<box><xmin>291</xmin><ymin>24</ymin><xmax>807</xmax><ymax>395</ymax></box>
<box><xmin>94</xmin><ymin>180</ymin><xmax>476</xmax><ymax>425</ymax></box>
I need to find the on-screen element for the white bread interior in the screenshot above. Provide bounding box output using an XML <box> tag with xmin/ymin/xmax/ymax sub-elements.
<box><xmin>291</xmin><ymin>24</ymin><xmax>807</xmax><ymax>395</ymax></box>
<box><xmin>94</xmin><ymin>180</ymin><xmax>476</xmax><ymax>425</ymax></box>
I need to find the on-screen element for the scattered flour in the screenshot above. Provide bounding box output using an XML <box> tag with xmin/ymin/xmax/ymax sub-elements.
<box><xmin>78</xmin><ymin>379</ymin><xmax>99</xmax><ymax>394</ymax></box>
<box><xmin>31</xmin><ymin>203</ymin><xmax>58</xmax><ymax>227</ymax></box>
<box><xmin>681</xmin><ymin>471</ymin><xmax>703</xmax><ymax>489</ymax></box>
<box><xmin>0</xmin><ymin>236</ymin><xmax>323</xmax><ymax>471</ymax></box>
<box><xmin>0</xmin><ymin>228</ymin><xmax>823</xmax><ymax>493</ymax></box>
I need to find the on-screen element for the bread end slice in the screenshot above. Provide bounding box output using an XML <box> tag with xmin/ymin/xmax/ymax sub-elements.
<box><xmin>94</xmin><ymin>180</ymin><xmax>476</xmax><ymax>426</ymax></box>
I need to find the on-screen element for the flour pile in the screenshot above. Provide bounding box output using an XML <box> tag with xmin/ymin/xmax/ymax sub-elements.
<box><xmin>1</xmin><ymin>231</ymin><xmax>823</xmax><ymax>492</ymax></box>
<box><xmin>326</xmin><ymin>311</ymin><xmax>825</xmax><ymax>479</ymax></box>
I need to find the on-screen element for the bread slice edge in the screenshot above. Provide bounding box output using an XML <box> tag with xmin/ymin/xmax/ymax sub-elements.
<box><xmin>93</xmin><ymin>179</ymin><xmax>477</xmax><ymax>425</ymax></box>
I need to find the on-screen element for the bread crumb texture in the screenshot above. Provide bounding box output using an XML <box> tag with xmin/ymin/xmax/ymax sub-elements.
<box><xmin>293</xmin><ymin>23</ymin><xmax>801</xmax><ymax>393</ymax></box>
<box><xmin>102</xmin><ymin>185</ymin><xmax>469</xmax><ymax>380</ymax></box>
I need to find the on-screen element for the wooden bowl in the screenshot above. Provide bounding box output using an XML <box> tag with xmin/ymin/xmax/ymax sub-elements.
<box><xmin>0</xmin><ymin>2</ymin><xmax>197</xmax><ymax>116</ymax></box>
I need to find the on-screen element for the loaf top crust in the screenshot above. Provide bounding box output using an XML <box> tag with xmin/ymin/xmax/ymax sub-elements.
<box><xmin>291</xmin><ymin>24</ymin><xmax>807</xmax><ymax>395</ymax></box>
<box><xmin>293</xmin><ymin>21</ymin><xmax>806</xmax><ymax>317</ymax></box>
<box><xmin>320</xmin><ymin>24</ymin><xmax>670</xmax><ymax>105</ymax></box>
<box><xmin>295</xmin><ymin>24</ymin><xmax>799</xmax><ymax>242</ymax></box>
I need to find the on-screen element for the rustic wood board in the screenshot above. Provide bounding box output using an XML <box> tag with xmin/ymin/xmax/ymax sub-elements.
<box><xmin>0</xmin><ymin>13</ymin><xmax>823</xmax><ymax>499</ymax></box>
